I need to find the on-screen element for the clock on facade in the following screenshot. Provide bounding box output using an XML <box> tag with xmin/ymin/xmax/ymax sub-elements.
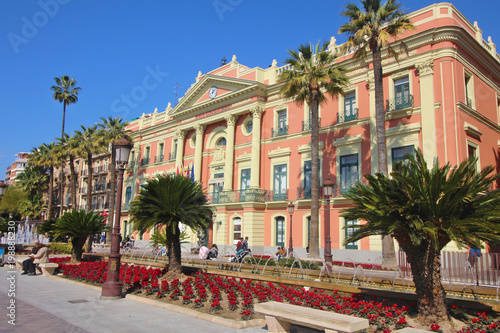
<box><xmin>209</xmin><ymin>86</ymin><xmax>218</xmax><ymax>99</ymax></box>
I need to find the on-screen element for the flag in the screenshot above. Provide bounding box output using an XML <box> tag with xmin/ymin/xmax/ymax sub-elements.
<box><xmin>180</xmin><ymin>164</ymin><xmax>183</xmax><ymax>176</ymax></box>
<box><xmin>176</xmin><ymin>165</ymin><xmax>179</xmax><ymax>174</ymax></box>
<box><xmin>190</xmin><ymin>164</ymin><xmax>195</xmax><ymax>182</ymax></box>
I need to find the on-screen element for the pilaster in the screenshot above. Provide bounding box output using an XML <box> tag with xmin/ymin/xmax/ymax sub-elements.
<box><xmin>416</xmin><ymin>59</ymin><xmax>437</xmax><ymax>164</ymax></box>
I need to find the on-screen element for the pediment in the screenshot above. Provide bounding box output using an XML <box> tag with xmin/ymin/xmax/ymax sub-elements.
<box><xmin>169</xmin><ymin>75</ymin><xmax>263</xmax><ymax>118</ymax></box>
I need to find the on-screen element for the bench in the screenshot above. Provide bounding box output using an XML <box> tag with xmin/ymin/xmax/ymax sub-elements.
<box><xmin>15</xmin><ymin>258</ymin><xmax>58</xmax><ymax>276</ymax></box>
<box><xmin>254</xmin><ymin>301</ymin><xmax>369</xmax><ymax>333</ymax></box>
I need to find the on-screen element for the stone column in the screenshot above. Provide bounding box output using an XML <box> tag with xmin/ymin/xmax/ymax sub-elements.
<box><xmin>250</xmin><ymin>106</ymin><xmax>264</xmax><ymax>188</ymax></box>
<box><xmin>416</xmin><ymin>60</ymin><xmax>437</xmax><ymax>164</ymax></box>
<box><xmin>175</xmin><ymin>129</ymin><xmax>186</xmax><ymax>170</ymax></box>
<box><xmin>194</xmin><ymin>124</ymin><xmax>205</xmax><ymax>181</ymax></box>
<box><xmin>223</xmin><ymin>115</ymin><xmax>238</xmax><ymax>191</ymax></box>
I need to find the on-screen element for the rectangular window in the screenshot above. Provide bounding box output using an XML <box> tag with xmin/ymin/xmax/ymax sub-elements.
<box><xmin>345</xmin><ymin>220</ymin><xmax>358</xmax><ymax>249</ymax></box>
<box><xmin>344</xmin><ymin>92</ymin><xmax>357</xmax><ymax>122</ymax></box>
<box><xmin>340</xmin><ymin>154</ymin><xmax>358</xmax><ymax>192</ymax></box>
<box><xmin>173</xmin><ymin>140</ymin><xmax>178</xmax><ymax>159</ymax></box>
<box><xmin>275</xmin><ymin>110</ymin><xmax>288</xmax><ymax>136</ymax></box>
<box><xmin>212</xmin><ymin>173</ymin><xmax>224</xmax><ymax>204</ymax></box>
<box><xmin>158</xmin><ymin>143</ymin><xmax>164</xmax><ymax>162</ymax></box>
<box><xmin>394</xmin><ymin>77</ymin><xmax>411</xmax><ymax>110</ymax></box>
<box><xmin>465</xmin><ymin>72</ymin><xmax>473</xmax><ymax>108</ymax></box>
<box><xmin>392</xmin><ymin>145</ymin><xmax>414</xmax><ymax>165</ymax></box>
<box><xmin>240</xmin><ymin>169</ymin><xmax>251</xmax><ymax>201</ymax></box>
<box><xmin>304</xmin><ymin>161</ymin><xmax>312</xmax><ymax>199</ymax></box>
<box><xmin>276</xmin><ymin>217</ymin><xmax>285</xmax><ymax>247</ymax></box>
<box><xmin>124</xmin><ymin>186</ymin><xmax>132</xmax><ymax>209</ymax></box>
<box><xmin>273</xmin><ymin>164</ymin><xmax>287</xmax><ymax>200</ymax></box>
<box><xmin>233</xmin><ymin>218</ymin><xmax>242</xmax><ymax>245</ymax></box>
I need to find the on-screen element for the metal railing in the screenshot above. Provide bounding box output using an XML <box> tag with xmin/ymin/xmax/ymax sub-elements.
<box><xmin>386</xmin><ymin>95</ymin><xmax>414</xmax><ymax>112</ymax></box>
<box><xmin>337</xmin><ymin>108</ymin><xmax>358</xmax><ymax>123</ymax></box>
<box><xmin>264</xmin><ymin>189</ymin><xmax>288</xmax><ymax>201</ymax></box>
<box><xmin>302</xmin><ymin>118</ymin><xmax>321</xmax><ymax>131</ymax></box>
<box><xmin>140</xmin><ymin>158</ymin><xmax>150</xmax><ymax>166</ymax></box>
<box><xmin>207</xmin><ymin>189</ymin><xmax>266</xmax><ymax>204</ymax></box>
<box><xmin>169</xmin><ymin>152</ymin><xmax>176</xmax><ymax>161</ymax></box>
<box><xmin>271</xmin><ymin>126</ymin><xmax>288</xmax><ymax>137</ymax></box>
<box><xmin>155</xmin><ymin>155</ymin><xmax>164</xmax><ymax>163</ymax></box>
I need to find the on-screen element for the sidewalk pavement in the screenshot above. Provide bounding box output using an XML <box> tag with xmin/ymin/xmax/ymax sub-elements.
<box><xmin>0</xmin><ymin>266</ymin><xmax>267</xmax><ymax>333</ymax></box>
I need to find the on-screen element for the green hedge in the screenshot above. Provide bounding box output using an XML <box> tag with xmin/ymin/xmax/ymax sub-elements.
<box><xmin>50</xmin><ymin>243</ymin><xmax>72</xmax><ymax>254</ymax></box>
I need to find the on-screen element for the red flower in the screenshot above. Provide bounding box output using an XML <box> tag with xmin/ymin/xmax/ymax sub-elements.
<box><xmin>431</xmin><ymin>323</ymin><xmax>440</xmax><ymax>331</ymax></box>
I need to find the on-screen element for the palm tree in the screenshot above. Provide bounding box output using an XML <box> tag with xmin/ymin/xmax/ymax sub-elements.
<box><xmin>29</xmin><ymin>143</ymin><xmax>57</xmax><ymax>220</ymax></box>
<box><xmin>130</xmin><ymin>174</ymin><xmax>212</xmax><ymax>276</ymax></box>
<box><xmin>339</xmin><ymin>0</ymin><xmax>415</xmax><ymax>266</ymax></box>
<box><xmin>278</xmin><ymin>42</ymin><xmax>348</xmax><ymax>258</ymax></box>
<box><xmin>54</xmin><ymin>209</ymin><xmax>108</xmax><ymax>261</ymax></box>
<box><xmin>74</xmin><ymin>124</ymin><xmax>104</xmax><ymax>212</ymax></box>
<box><xmin>16</xmin><ymin>164</ymin><xmax>49</xmax><ymax>196</ymax></box>
<box><xmin>19</xmin><ymin>194</ymin><xmax>44</xmax><ymax>220</ymax></box>
<box><xmin>55</xmin><ymin>133</ymin><xmax>79</xmax><ymax>214</ymax></box>
<box><xmin>341</xmin><ymin>150</ymin><xmax>500</xmax><ymax>324</ymax></box>
<box><xmin>97</xmin><ymin>116</ymin><xmax>132</xmax><ymax>237</ymax></box>
<box><xmin>50</xmin><ymin>75</ymin><xmax>81</xmax><ymax>136</ymax></box>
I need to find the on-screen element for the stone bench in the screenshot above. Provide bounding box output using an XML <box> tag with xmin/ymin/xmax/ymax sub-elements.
<box><xmin>254</xmin><ymin>301</ymin><xmax>369</xmax><ymax>333</ymax></box>
<box><xmin>15</xmin><ymin>258</ymin><xmax>58</xmax><ymax>276</ymax></box>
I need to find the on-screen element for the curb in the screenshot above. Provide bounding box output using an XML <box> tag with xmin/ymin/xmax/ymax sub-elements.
<box><xmin>47</xmin><ymin>274</ymin><xmax>266</xmax><ymax>329</ymax></box>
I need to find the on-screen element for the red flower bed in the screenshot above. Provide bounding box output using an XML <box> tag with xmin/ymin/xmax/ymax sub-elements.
<box><xmin>59</xmin><ymin>261</ymin><xmax>499</xmax><ymax>331</ymax></box>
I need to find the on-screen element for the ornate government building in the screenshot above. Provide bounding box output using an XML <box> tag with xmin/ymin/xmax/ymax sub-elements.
<box><xmin>121</xmin><ymin>3</ymin><xmax>500</xmax><ymax>262</ymax></box>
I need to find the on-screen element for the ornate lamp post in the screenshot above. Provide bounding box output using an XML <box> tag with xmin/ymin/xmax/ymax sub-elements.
<box><xmin>102</xmin><ymin>139</ymin><xmax>132</xmax><ymax>299</ymax></box>
<box><xmin>287</xmin><ymin>202</ymin><xmax>295</xmax><ymax>258</ymax></box>
<box><xmin>323</xmin><ymin>178</ymin><xmax>335</xmax><ymax>268</ymax></box>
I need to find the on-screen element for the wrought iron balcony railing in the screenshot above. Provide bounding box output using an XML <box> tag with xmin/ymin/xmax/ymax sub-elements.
<box><xmin>140</xmin><ymin>158</ymin><xmax>150</xmax><ymax>166</ymax></box>
<box><xmin>271</xmin><ymin>126</ymin><xmax>288</xmax><ymax>137</ymax></box>
<box><xmin>302</xmin><ymin>118</ymin><xmax>321</xmax><ymax>131</ymax></box>
<box><xmin>386</xmin><ymin>95</ymin><xmax>414</xmax><ymax>112</ymax></box>
<box><xmin>264</xmin><ymin>189</ymin><xmax>288</xmax><ymax>201</ymax></box>
<box><xmin>337</xmin><ymin>108</ymin><xmax>358</xmax><ymax>123</ymax></box>
<box><xmin>208</xmin><ymin>189</ymin><xmax>266</xmax><ymax>204</ymax></box>
<box><xmin>169</xmin><ymin>152</ymin><xmax>176</xmax><ymax>161</ymax></box>
<box><xmin>155</xmin><ymin>155</ymin><xmax>164</xmax><ymax>163</ymax></box>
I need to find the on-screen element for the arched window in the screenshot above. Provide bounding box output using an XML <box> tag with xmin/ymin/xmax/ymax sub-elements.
<box><xmin>276</xmin><ymin>216</ymin><xmax>285</xmax><ymax>246</ymax></box>
<box><xmin>216</xmin><ymin>137</ymin><xmax>227</xmax><ymax>147</ymax></box>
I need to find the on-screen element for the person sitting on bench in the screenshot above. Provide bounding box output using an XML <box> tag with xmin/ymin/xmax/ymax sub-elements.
<box><xmin>27</xmin><ymin>243</ymin><xmax>49</xmax><ymax>276</ymax></box>
<box><xmin>21</xmin><ymin>241</ymin><xmax>39</xmax><ymax>275</ymax></box>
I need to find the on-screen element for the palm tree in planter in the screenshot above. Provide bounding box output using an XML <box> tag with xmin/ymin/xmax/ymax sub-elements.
<box><xmin>341</xmin><ymin>150</ymin><xmax>500</xmax><ymax>325</ymax></box>
<box><xmin>130</xmin><ymin>174</ymin><xmax>212</xmax><ymax>277</ymax></box>
<box><xmin>54</xmin><ymin>209</ymin><xmax>108</xmax><ymax>262</ymax></box>
<box><xmin>278</xmin><ymin>42</ymin><xmax>348</xmax><ymax>258</ymax></box>
<box><xmin>339</xmin><ymin>0</ymin><xmax>415</xmax><ymax>267</ymax></box>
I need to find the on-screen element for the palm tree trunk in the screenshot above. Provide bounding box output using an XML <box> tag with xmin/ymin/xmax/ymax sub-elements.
<box><xmin>86</xmin><ymin>151</ymin><xmax>93</xmax><ymax>212</ymax></box>
<box><xmin>69</xmin><ymin>155</ymin><xmax>77</xmax><ymax>211</ymax></box>
<box><xmin>372</xmin><ymin>46</ymin><xmax>397</xmax><ymax>268</ymax></box>
<box><xmin>61</xmin><ymin>102</ymin><xmax>66</xmax><ymax>137</ymax></box>
<box><xmin>166</xmin><ymin>225</ymin><xmax>182</xmax><ymax>275</ymax></box>
<box><xmin>72</xmin><ymin>237</ymin><xmax>86</xmax><ymax>262</ymax></box>
<box><xmin>59</xmin><ymin>161</ymin><xmax>65</xmax><ymax>217</ymax></box>
<box><xmin>406</xmin><ymin>244</ymin><xmax>448</xmax><ymax>325</ymax></box>
<box><xmin>47</xmin><ymin>166</ymin><xmax>54</xmax><ymax>220</ymax></box>
<box><xmin>107</xmin><ymin>146</ymin><xmax>116</xmax><ymax>244</ymax></box>
<box><xmin>309</xmin><ymin>87</ymin><xmax>320</xmax><ymax>258</ymax></box>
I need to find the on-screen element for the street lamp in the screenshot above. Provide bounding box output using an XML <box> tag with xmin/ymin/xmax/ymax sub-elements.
<box><xmin>287</xmin><ymin>202</ymin><xmax>295</xmax><ymax>258</ymax></box>
<box><xmin>212</xmin><ymin>212</ymin><xmax>222</xmax><ymax>227</ymax></box>
<box><xmin>323</xmin><ymin>178</ymin><xmax>335</xmax><ymax>268</ymax></box>
<box><xmin>102</xmin><ymin>139</ymin><xmax>132</xmax><ymax>299</ymax></box>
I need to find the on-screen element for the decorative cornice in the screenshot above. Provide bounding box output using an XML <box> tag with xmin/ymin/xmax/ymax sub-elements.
<box><xmin>464</xmin><ymin>122</ymin><xmax>483</xmax><ymax>139</ymax></box>
<box><xmin>386</xmin><ymin>121</ymin><xmax>422</xmax><ymax>137</ymax></box>
<box><xmin>333</xmin><ymin>134</ymin><xmax>363</xmax><ymax>147</ymax></box>
<box><xmin>297</xmin><ymin>141</ymin><xmax>325</xmax><ymax>154</ymax></box>
<box><xmin>458</xmin><ymin>102</ymin><xmax>500</xmax><ymax>134</ymax></box>
<box><xmin>268</xmin><ymin>147</ymin><xmax>292</xmax><ymax>159</ymax></box>
<box><xmin>235</xmin><ymin>152</ymin><xmax>252</xmax><ymax>163</ymax></box>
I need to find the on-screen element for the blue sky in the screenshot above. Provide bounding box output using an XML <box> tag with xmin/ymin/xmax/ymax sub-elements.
<box><xmin>1</xmin><ymin>0</ymin><xmax>499</xmax><ymax>178</ymax></box>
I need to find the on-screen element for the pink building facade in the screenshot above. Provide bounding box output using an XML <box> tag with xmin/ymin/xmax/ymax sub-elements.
<box><xmin>121</xmin><ymin>3</ymin><xmax>500</xmax><ymax>262</ymax></box>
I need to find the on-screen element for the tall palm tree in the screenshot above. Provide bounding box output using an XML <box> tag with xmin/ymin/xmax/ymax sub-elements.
<box><xmin>130</xmin><ymin>174</ymin><xmax>212</xmax><ymax>276</ymax></box>
<box><xmin>278</xmin><ymin>42</ymin><xmax>348</xmax><ymax>258</ymax></box>
<box><xmin>55</xmin><ymin>133</ymin><xmax>79</xmax><ymax>214</ymax></box>
<box><xmin>97</xmin><ymin>116</ymin><xmax>132</xmax><ymax>236</ymax></box>
<box><xmin>50</xmin><ymin>75</ymin><xmax>81</xmax><ymax>136</ymax></box>
<box><xmin>29</xmin><ymin>143</ymin><xmax>57</xmax><ymax>220</ymax></box>
<box><xmin>339</xmin><ymin>0</ymin><xmax>415</xmax><ymax>266</ymax></box>
<box><xmin>19</xmin><ymin>194</ymin><xmax>44</xmax><ymax>220</ymax></box>
<box><xmin>342</xmin><ymin>150</ymin><xmax>500</xmax><ymax>324</ymax></box>
<box><xmin>74</xmin><ymin>125</ymin><xmax>104</xmax><ymax>212</ymax></box>
<box><xmin>16</xmin><ymin>164</ymin><xmax>49</xmax><ymax>196</ymax></box>
<box><xmin>54</xmin><ymin>209</ymin><xmax>108</xmax><ymax>262</ymax></box>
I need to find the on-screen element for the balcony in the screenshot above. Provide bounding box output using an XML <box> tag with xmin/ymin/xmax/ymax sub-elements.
<box><xmin>337</xmin><ymin>108</ymin><xmax>358</xmax><ymax>123</ymax></box>
<box><xmin>265</xmin><ymin>189</ymin><xmax>288</xmax><ymax>201</ymax></box>
<box><xmin>140</xmin><ymin>158</ymin><xmax>150</xmax><ymax>166</ymax></box>
<box><xmin>386</xmin><ymin>95</ymin><xmax>414</xmax><ymax>112</ymax></box>
<box><xmin>271</xmin><ymin>126</ymin><xmax>288</xmax><ymax>137</ymax></box>
<box><xmin>302</xmin><ymin>118</ymin><xmax>321</xmax><ymax>131</ymax></box>
<box><xmin>155</xmin><ymin>155</ymin><xmax>164</xmax><ymax>163</ymax></box>
<box><xmin>207</xmin><ymin>189</ymin><xmax>266</xmax><ymax>204</ymax></box>
<box><xmin>169</xmin><ymin>152</ymin><xmax>176</xmax><ymax>161</ymax></box>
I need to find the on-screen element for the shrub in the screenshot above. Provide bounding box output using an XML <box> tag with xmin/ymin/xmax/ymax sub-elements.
<box><xmin>50</xmin><ymin>242</ymin><xmax>72</xmax><ymax>254</ymax></box>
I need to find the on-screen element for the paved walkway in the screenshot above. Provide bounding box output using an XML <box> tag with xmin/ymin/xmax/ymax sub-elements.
<box><xmin>0</xmin><ymin>266</ymin><xmax>267</xmax><ymax>333</ymax></box>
